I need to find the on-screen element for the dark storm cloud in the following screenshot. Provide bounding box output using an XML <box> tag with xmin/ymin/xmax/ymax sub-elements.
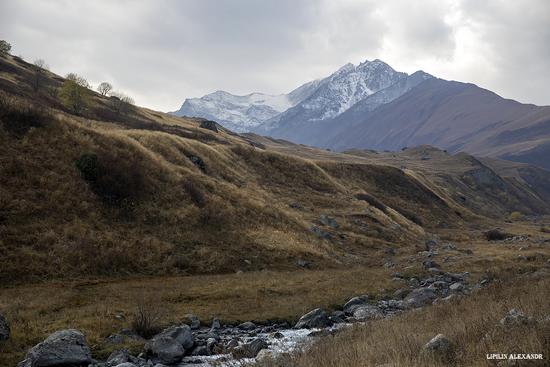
<box><xmin>1</xmin><ymin>0</ymin><xmax>549</xmax><ymax>110</ymax></box>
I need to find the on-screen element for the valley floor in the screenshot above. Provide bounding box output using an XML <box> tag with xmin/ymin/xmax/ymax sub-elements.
<box><xmin>1</xmin><ymin>223</ymin><xmax>549</xmax><ymax>366</ymax></box>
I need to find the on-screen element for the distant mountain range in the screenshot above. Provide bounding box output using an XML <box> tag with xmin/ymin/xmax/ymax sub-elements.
<box><xmin>171</xmin><ymin>59</ymin><xmax>550</xmax><ymax>170</ymax></box>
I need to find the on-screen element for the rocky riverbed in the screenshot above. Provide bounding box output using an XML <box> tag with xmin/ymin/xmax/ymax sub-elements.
<box><xmin>14</xmin><ymin>262</ymin><xmax>491</xmax><ymax>367</ymax></box>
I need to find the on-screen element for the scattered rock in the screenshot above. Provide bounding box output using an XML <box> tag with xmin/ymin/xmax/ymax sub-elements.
<box><xmin>105</xmin><ymin>333</ymin><xmax>126</xmax><ymax>345</ymax></box>
<box><xmin>310</xmin><ymin>225</ymin><xmax>332</xmax><ymax>239</ymax></box>
<box><xmin>107</xmin><ymin>349</ymin><xmax>130</xmax><ymax>366</ymax></box>
<box><xmin>320</xmin><ymin>215</ymin><xmax>339</xmax><ymax>228</ymax></box>
<box><xmin>18</xmin><ymin>329</ymin><xmax>92</xmax><ymax>367</ymax></box>
<box><xmin>206</xmin><ymin>337</ymin><xmax>217</xmax><ymax>355</ymax></box>
<box><xmin>113</xmin><ymin>363</ymin><xmax>136</xmax><ymax>367</ymax></box>
<box><xmin>226</xmin><ymin>338</ymin><xmax>240</xmax><ymax>350</ymax></box>
<box><xmin>393</xmin><ymin>289</ymin><xmax>409</xmax><ymax>299</ymax></box>
<box><xmin>237</xmin><ymin>321</ymin><xmax>256</xmax><ymax>330</ymax></box>
<box><xmin>199</xmin><ymin>120</ymin><xmax>218</xmax><ymax>132</ymax></box>
<box><xmin>404</xmin><ymin>288</ymin><xmax>437</xmax><ymax>308</ymax></box>
<box><xmin>0</xmin><ymin>313</ymin><xmax>10</xmax><ymax>341</ymax></box>
<box><xmin>231</xmin><ymin>338</ymin><xmax>268</xmax><ymax>359</ymax></box>
<box><xmin>272</xmin><ymin>332</ymin><xmax>284</xmax><ymax>339</ymax></box>
<box><xmin>449</xmin><ymin>282</ymin><xmax>465</xmax><ymax>292</ymax></box>
<box><xmin>425</xmin><ymin>239</ymin><xmax>438</xmax><ymax>251</ymax></box>
<box><xmin>500</xmin><ymin>309</ymin><xmax>533</xmax><ymax>327</ymax></box>
<box><xmin>187</xmin><ymin>314</ymin><xmax>200</xmax><ymax>330</ymax></box>
<box><xmin>188</xmin><ymin>155</ymin><xmax>206</xmax><ymax>172</ymax></box>
<box><xmin>423</xmin><ymin>260</ymin><xmax>440</xmax><ymax>269</ymax></box>
<box><xmin>330</xmin><ymin>310</ymin><xmax>346</xmax><ymax>323</ymax></box>
<box><xmin>211</xmin><ymin>318</ymin><xmax>221</xmax><ymax>330</ymax></box>
<box><xmin>352</xmin><ymin>305</ymin><xmax>383</xmax><ymax>321</ymax></box>
<box><xmin>156</xmin><ymin>325</ymin><xmax>194</xmax><ymax>350</ymax></box>
<box><xmin>294</xmin><ymin>308</ymin><xmax>332</xmax><ymax>329</ymax></box>
<box><xmin>423</xmin><ymin>334</ymin><xmax>453</xmax><ymax>360</ymax></box>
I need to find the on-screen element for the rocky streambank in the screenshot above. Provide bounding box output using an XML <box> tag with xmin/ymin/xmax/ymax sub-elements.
<box><xmin>13</xmin><ymin>265</ymin><xmax>497</xmax><ymax>367</ymax></box>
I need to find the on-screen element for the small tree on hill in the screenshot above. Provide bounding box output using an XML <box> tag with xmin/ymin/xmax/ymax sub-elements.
<box><xmin>110</xmin><ymin>91</ymin><xmax>135</xmax><ymax>116</ymax></box>
<box><xmin>32</xmin><ymin>59</ymin><xmax>49</xmax><ymax>92</ymax></box>
<box><xmin>97</xmin><ymin>82</ymin><xmax>113</xmax><ymax>96</ymax></box>
<box><xmin>0</xmin><ymin>40</ymin><xmax>11</xmax><ymax>54</ymax></box>
<box><xmin>60</xmin><ymin>73</ymin><xmax>91</xmax><ymax>115</ymax></box>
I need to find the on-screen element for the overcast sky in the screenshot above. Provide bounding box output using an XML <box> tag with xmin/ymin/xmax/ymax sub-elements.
<box><xmin>1</xmin><ymin>0</ymin><xmax>549</xmax><ymax>111</ymax></box>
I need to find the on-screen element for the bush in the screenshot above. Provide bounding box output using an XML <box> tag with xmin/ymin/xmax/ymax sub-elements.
<box><xmin>131</xmin><ymin>301</ymin><xmax>164</xmax><ymax>338</ymax></box>
<box><xmin>75</xmin><ymin>152</ymin><xmax>146</xmax><ymax>206</ymax></box>
<box><xmin>0</xmin><ymin>93</ymin><xmax>50</xmax><ymax>135</ymax></box>
<box><xmin>484</xmin><ymin>229</ymin><xmax>509</xmax><ymax>241</ymax></box>
<box><xmin>356</xmin><ymin>193</ymin><xmax>386</xmax><ymax>212</ymax></box>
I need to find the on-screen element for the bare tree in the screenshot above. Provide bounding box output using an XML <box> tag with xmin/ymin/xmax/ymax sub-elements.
<box><xmin>33</xmin><ymin>59</ymin><xmax>49</xmax><ymax>70</ymax></box>
<box><xmin>31</xmin><ymin>59</ymin><xmax>50</xmax><ymax>92</ymax></box>
<box><xmin>97</xmin><ymin>82</ymin><xmax>113</xmax><ymax>96</ymax></box>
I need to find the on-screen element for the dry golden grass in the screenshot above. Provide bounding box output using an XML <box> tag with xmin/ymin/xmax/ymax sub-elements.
<box><xmin>259</xmin><ymin>273</ymin><xmax>550</xmax><ymax>367</ymax></box>
<box><xmin>0</xmin><ymin>267</ymin><xmax>396</xmax><ymax>366</ymax></box>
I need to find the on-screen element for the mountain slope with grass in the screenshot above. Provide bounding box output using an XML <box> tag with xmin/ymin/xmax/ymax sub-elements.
<box><xmin>1</xmin><ymin>53</ymin><xmax>550</xmax><ymax>285</ymax></box>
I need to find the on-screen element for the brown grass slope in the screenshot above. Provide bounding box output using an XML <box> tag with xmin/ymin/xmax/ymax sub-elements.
<box><xmin>259</xmin><ymin>272</ymin><xmax>550</xmax><ymax>367</ymax></box>
<box><xmin>1</xmin><ymin>53</ymin><xmax>550</xmax><ymax>285</ymax></box>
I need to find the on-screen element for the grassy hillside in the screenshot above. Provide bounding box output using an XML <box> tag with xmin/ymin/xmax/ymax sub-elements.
<box><xmin>1</xmin><ymin>53</ymin><xmax>550</xmax><ymax>284</ymax></box>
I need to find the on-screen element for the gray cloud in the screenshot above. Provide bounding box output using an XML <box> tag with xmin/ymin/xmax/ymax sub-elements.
<box><xmin>1</xmin><ymin>0</ymin><xmax>549</xmax><ymax>110</ymax></box>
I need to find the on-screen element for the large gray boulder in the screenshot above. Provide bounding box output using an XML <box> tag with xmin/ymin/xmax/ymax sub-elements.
<box><xmin>18</xmin><ymin>329</ymin><xmax>92</xmax><ymax>367</ymax></box>
<box><xmin>343</xmin><ymin>295</ymin><xmax>369</xmax><ymax>314</ymax></box>
<box><xmin>352</xmin><ymin>305</ymin><xmax>383</xmax><ymax>321</ymax></box>
<box><xmin>0</xmin><ymin>313</ymin><xmax>9</xmax><ymax>341</ymax></box>
<box><xmin>404</xmin><ymin>288</ymin><xmax>437</xmax><ymax>308</ymax></box>
<box><xmin>145</xmin><ymin>336</ymin><xmax>185</xmax><ymax>365</ymax></box>
<box><xmin>156</xmin><ymin>325</ymin><xmax>193</xmax><ymax>350</ymax></box>
<box><xmin>294</xmin><ymin>308</ymin><xmax>332</xmax><ymax>329</ymax></box>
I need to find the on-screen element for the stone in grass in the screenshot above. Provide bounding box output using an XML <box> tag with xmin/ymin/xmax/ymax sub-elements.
<box><xmin>423</xmin><ymin>334</ymin><xmax>454</xmax><ymax>360</ymax></box>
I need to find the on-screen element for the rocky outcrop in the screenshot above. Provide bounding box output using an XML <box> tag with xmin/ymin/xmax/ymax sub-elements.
<box><xmin>18</xmin><ymin>329</ymin><xmax>92</xmax><ymax>367</ymax></box>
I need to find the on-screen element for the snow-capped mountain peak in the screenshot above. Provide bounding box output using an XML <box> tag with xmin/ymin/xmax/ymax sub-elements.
<box><xmin>171</xmin><ymin>59</ymin><xmax>428</xmax><ymax>133</ymax></box>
